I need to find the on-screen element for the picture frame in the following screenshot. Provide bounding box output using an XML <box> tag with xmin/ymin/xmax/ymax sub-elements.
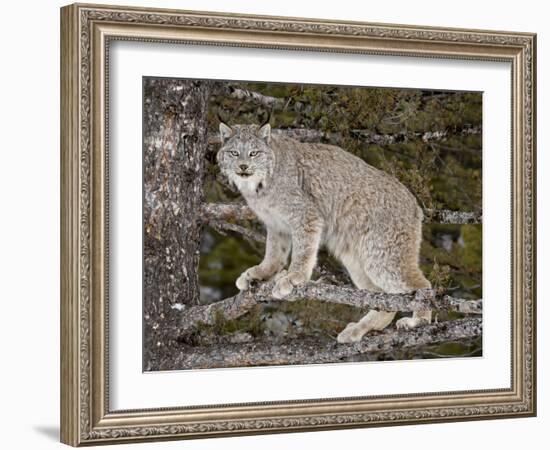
<box><xmin>60</xmin><ymin>2</ymin><xmax>536</xmax><ymax>446</ymax></box>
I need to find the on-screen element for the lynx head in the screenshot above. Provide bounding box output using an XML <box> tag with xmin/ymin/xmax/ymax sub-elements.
<box><xmin>217</xmin><ymin>122</ymin><xmax>275</xmax><ymax>195</ymax></box>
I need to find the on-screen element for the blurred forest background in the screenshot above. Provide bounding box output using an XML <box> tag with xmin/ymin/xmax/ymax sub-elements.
<box><xmin>195</xmin><ymin>81</ymin><xmax>482</xmax><ymax>361</ymax></box>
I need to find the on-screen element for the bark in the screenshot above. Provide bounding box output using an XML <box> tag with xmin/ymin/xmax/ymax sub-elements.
<box><xmin>143</xmin><ymin>78</ymin><xmax>211</xmax><ymax>367</ymax></box>
<box><xmin>202</xmin><ymin>202</ymin><xmax>481</xmax><ymax>225</ymax></box>
<box><xmin>177</xmin><ymin>281</ymin><xmax>482</xmax><ymax>333</ymax></box>
<box><xmin>160</xmin><ymin>318</ymin><xmax>482</xmax><ymax>370</ymax></box>
<box><xmin>208</xmin><ymin>125</ymin><xmax>481</xmax><ymax>147</ymax></box>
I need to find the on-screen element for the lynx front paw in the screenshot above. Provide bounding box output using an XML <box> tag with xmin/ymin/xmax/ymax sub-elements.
<box><xmin>236</xmin><ymin>266</ymin><xmax>263</xmax><ymax>291</ymax></box>
<box><xmin>337</xmin><ymin>322</ymin><xmax>364</xmax><ymax>343</ymax></box>
<box><xmin>272</xmin><ymin>271</ymin><xmax>307</xmax><ymax>299</ymax></box>
<box><xmin>236</xmin><ymin>272</ymin><xmax>251</xmax><ymax>291</ymax></box>
<box><xmin>395</xmin><ymin>316</ymin><xmax>429</xmax><ymax>330</ymax></box>
<box><xmin>272</xmin><ymin>276</ymin><xmax>293</xmax><ymax>299</ymax></box>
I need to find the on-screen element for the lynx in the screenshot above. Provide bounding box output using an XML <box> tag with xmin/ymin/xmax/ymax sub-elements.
<box><xmin>217</xmin><ymin>122</ymin><xmax>432</xmax><ymax>343</ymax></box>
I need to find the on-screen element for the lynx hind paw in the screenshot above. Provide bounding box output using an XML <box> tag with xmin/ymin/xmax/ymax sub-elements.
<box><xmin>337</xmin><ymin>322</ymin><xmax>364</xmax><ymax>343</ymax></box>
<box><xmin>395</xmin><ymin>317</ymin><xmax>429</xmax><ymax>330</ymax></box>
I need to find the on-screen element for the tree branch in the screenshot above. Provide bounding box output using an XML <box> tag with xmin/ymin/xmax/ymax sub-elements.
<box><xmin>177</xmin><ymin>291</ymin><xmax>259</xmax><ymax>333</ymax></box>
<box><xmin>201</xmin><ymin>202</ymin><xmax>256</xmax><ymax>222</ymax></box>
<box><xmin>208</xmin><ymin>220</ymin><xmax>265</xmax><ymax>246</ymax></box>
<box><xmin>442</xmin><ymin>296</ymin><xmax>483</xmax><ymax>314</ymax></box>
<box><xmin>167</xmin><ymin>318</ymin><xmax>482</xmax><ymax>370</ymax></box>
<box><xmin>202</xmin><ymin>202</ymin><xmax>481</xmax><ymax>225</ymax></box>
<box><xmin>227</xmin><ymin>87</ymin><xmax>287</xmax><ymax>109</ymax></box>
<box><xmin>177</xmin><ymin>281</ymin><xmax>482</xmax><ymax>333</ymax></box>
<box><xmin>424</xmin><ymin>209</ymin><xmax>482</xmax><ymax>224</ymax></box>
<box><xmin>208</xmin><ymin>125</ymin><xmax>481</xmax><ymax>147</ymax></box>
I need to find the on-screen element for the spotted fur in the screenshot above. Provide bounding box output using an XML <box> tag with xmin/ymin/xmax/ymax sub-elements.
<box><xmin>217</xmin><ymin>123</ymin><xmax>432</xmax><ymax>343</ymax></box>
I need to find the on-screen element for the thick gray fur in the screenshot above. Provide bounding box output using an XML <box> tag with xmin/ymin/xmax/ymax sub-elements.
<box><xmin>217</xmin><ymin>123</ymin><xmax>432</xmax><ymax>343</ymax></box>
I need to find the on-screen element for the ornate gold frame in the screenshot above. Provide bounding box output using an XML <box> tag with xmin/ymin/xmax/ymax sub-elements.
<box><xmin>60</xmin><ymin>3</ymin><xmax>536</xmax><ymax>446</ymax></box>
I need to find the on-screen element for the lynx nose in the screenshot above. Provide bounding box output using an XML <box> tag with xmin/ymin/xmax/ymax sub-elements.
<box><xmin>239</xmin><ymin>164</ymin><xmax>249</xmax><ymax>171</ymax></box>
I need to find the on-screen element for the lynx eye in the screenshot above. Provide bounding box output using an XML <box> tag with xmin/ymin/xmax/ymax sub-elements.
<box><xmin>228</xmin><ymin>151</ymin><xmax>239</xmax><ymax>157</ymax></box>
<box><xmin>249</xmin><ymin>151</ymin><xmax>260</xmax><ymax>157</ymax></box>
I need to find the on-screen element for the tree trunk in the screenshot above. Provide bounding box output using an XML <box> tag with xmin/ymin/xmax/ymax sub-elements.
<box><xmin>143</xmin><ymin>78</ymin><xmax>210</xmax><ymax>368</ymax></box>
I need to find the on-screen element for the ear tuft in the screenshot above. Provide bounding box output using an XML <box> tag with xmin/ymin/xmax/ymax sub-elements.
<box><xmin>258</xmin><ymin>123</ymin><xmax>271</xmax><ymax>143</ymax></box>
<box><xmin>219</xmin><ymin>123</ymin><xmax>233</xmax><ymax>143</ymax></box>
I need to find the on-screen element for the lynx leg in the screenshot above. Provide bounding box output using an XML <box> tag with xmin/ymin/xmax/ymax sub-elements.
<box><xmin>272</xmin><ymin>216</ymin><xmax>323</xmax><ymax>299</ymax></box>
<box><xmin>366</xmin><ymin>234</ymin><xmax>432</xmax><ymax>332</ymax></box>
<box><xmin>236</xmin><ymin>229</ymin><xmax>290</xmax><ymax>290</ymax></box>
<box><xmin>394</xmin><ymin>267</ymin><xmax>432</xmax><ymax>330</ymax></box>
<box><xmin>343</xmin><ymin>257</ymin><xmax>382</xmax><ymax>292</ymax></box>
<box><xmin>337</xmin><ymin>255</ymin><xmax>395</xmax><ymax>343</ymax></box>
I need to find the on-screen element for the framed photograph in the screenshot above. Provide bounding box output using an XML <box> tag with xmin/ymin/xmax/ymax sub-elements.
<box><xmin>60</xmin><ymin>3</ymin><xmax>536</xmax><ymax>446</ymax></box>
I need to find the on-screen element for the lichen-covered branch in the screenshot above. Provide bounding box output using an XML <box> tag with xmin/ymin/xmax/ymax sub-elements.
<box><xmin>424</xmin><ymin>209</ymin><xmax>482</xmax><ymax>224</ymax></box>
<box><xmin>208</xmin><ymin>220</ymin><xmax>265</xmax><ymax>246</ymax></box>
<box><xmin>177</xmin><ymin>291</ymin><xmax>258</xmax><ymax>333</ymax></box>
<box><xmin>227</xmin><ymin>87</ymin><xmax>287</xmax><ymax>109</ymax></box>
<box><xmin>201</xmin><ymin>202</ymin><xmax>257</xmax><ymax>222</ymax></box>
<box><xmin>202</xmin><ymin>202</ymin><xmax>481</xmax><ymax>225</ymax></box>
<box><xmin>441</xmin><ymin>296</ymin><xmax>483</xmax><ymax>314</ymax></box>
<box><xmin>177</xmin><ymin>281</ymin><xmax>482</xmax><ymax>333</ymax></box>
<box><xmin>165</xmin><ymin>318</ymin><xmax>482</xmax><ymax>370</ymax></box>
<box><xmin>208</xmin><ymin>125</ymin><xmax>481</xmax><ymax>147</ymax></box>
<box><xmin>256</xmin><ymin>282</ymin><xmax>437</xmax><ymax>310</ymax></box>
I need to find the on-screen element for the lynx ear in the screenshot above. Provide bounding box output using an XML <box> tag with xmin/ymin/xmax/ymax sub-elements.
<box><xmin>219</xmin><ymin>122</ymin><xmax>233</xmax><ymax>144</ymax></box>
<box><xmin>258</xmin><ymin>123</ymin><xmax>271</xmax><ymax>143</ymax></box>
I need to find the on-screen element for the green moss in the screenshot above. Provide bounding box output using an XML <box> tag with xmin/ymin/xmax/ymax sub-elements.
<box><xmin>276</xmin><ymin>299</ymin><xmax>368</xmax><ymax>336</ymax></box>
<box><xmin>426</xmin><ymin>338</ymin><xmax>482</xmax><ymax>358</ymax></box>
<box><xmin>459</xmin><ymin>225</ymin><xmax>482</xmax><ymax>273</ymax></box>
<box><xmin>420</xmin><ymin>224</ymin><xmax>482</xmax><ymax>299</ymax></box>
<box><xmin>208</xmin><ymin>305</ymin><xmax>264</xmax><ymax>337</ymax></box>
<box><xmin>199</xmin><ymin>227</ymin><xmax>262</xmax><ymax>301</ymax></box>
